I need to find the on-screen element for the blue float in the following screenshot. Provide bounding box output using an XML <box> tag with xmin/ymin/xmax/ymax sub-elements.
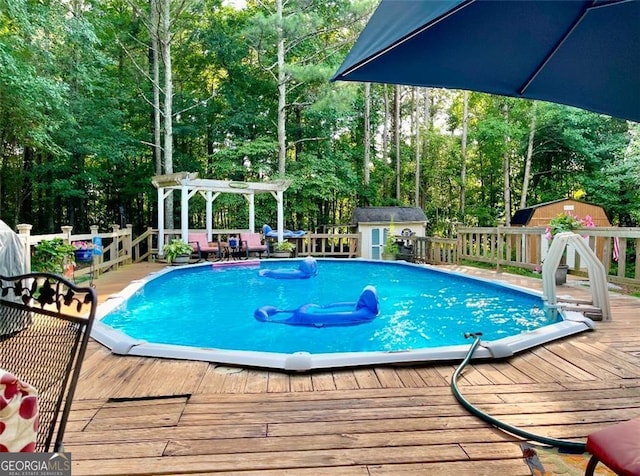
<box><xmin>263</xmin><ymin>224</ymin><xmax>306</xmax><ymax>238</ymax></box>
<box><xmin>254</xmin><ymin>285</ymin><xmax>379</xmax><ymax>327</ymax></box>
<box><xmin>258</xmin><ymin>256</ymin><xmax>317</xmax><ymax>280</ymax></box>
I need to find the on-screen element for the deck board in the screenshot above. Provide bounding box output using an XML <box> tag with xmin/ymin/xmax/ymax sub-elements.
<box><xmin>65</xmin><ymin>263</ymin><xmax>640</xmax><ymax>475</ymax></box>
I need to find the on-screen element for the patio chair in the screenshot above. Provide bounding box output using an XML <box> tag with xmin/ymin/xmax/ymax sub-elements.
<box><xmin>239</xmin><ymin>232</ymin><xmax>269</xmax><ymax>259</ymax></box>
<box><xmin>0</xmin><ymin>272</ymin><xmax>97</xmax><ymax>452</ymax></box>
<box><xmin>585</xmin><ymin>418</ymin><xmax>640</xmax><ymax>475</ymax></box>
<box><xmin>188</xmin><ymin>232</ymin><xmax>221</xmax><ymax>261</ymax></box>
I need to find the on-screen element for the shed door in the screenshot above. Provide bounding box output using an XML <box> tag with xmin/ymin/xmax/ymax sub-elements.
<box><xmin>371</xmin><ymin>227</ymin><xmax>390</xmax><ymax>259</ymax></box>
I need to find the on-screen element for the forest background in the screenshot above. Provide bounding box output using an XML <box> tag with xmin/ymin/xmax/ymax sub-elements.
<box><xmin>1</xmin><ymin>0</ymin><xmax>639</xmax><ymax>238</ymax></box>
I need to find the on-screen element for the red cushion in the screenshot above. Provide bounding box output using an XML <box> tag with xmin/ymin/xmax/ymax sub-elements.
<box><xmin>586</xmin><ymin>418</ymin><xmax>640</xmax><ymax>476</ymax></box>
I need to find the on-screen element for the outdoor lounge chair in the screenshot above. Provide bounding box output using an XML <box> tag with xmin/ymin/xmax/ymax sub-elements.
<box><xmin>0</xmin><ymin>272</ymin><xmax>96</xmax><ymax>452</ymax></box>
<box><xmin>188</xmin><ymin>232</ymin><xmax>221</xmax><ymax>261</ymax></box>
<box><xmin>585</xmin><ymin>418</ymin><xmax>640</xmax><ymax>475</ymax></box>
<box><xmin>239</xmin><ymin>232</ymin><xmax>269</xmax><ymax>259</ymax></box>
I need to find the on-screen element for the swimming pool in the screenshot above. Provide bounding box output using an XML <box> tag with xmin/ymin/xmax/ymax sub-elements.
<box><xmin>93</xmin><ymin>259</ymin><xmax>595</xmax><ymax>371</ymax></box>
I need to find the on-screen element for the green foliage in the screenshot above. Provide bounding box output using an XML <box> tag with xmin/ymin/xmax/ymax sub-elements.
<box><xmin>383</xmin><ymin>238</ymin><xmax>399</xmax><ymax>256</ymax></box>
<box><xmin>273</xmin><ymin>241</ymin><xmax>295</xmax><ymax>253</ymax></box>
<box><xmin>1</xmin><ymin>0</ymin><xmax>638</xmax><ymax>240</ymax></box>
<box><xmin>547</xmin><ymin>213</ymin><xmax>583</xmax><ymax>237</ymax></box>
<box><xmin>162</xmin><ymin>239</ymin><xmax>193</xmax><ymax>263</ymax></box>
<box><xmin>31</xmin><ymin>239</ymin><xmax>75</xmax><ymax>274</ymax></box>
<box><xmin>383</xmin><ymin>223</ymin><xmax>399</xmax><ymax>255</ymax></box>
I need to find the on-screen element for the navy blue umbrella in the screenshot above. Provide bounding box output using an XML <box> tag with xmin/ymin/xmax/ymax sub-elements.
<box><xmin>333</xmin><ymin>0</ymin><xmax>640</xmax><ymax>122</ymax></box>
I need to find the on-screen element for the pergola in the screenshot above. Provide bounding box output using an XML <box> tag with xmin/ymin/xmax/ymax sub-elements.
<box><xmin>152</xmin><ymin>173</ymin><xmax>292</xmax><ymax>251</ymax></box>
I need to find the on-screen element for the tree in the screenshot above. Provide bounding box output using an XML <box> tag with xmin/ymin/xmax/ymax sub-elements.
<box><xmin>520</xmin><ymin>102</ymin><xmax>537</xmax><ymax>209</ymax></box>
<box><xmin>460</xmin><ymin>90</ymin><xmax>469</xmax><ymax>218</ymax></box>
<box><xmin>363</xmin><ymin>82</ymin><xmax>371</xmax><ymax>186</ymax></box>
<box><xmin>1</xmin><ymin>0</ymin><xmax>637</xmax><ymax>236</ymax></box>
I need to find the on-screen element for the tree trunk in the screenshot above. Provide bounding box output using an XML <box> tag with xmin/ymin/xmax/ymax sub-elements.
<box><xmin>363</xmin><ymin>82</ymin><xmax>371</xmax><ymax>185</ymax></box>
<box><xmin>159</xmin><ymin>0</ymin><xmax>174</xmax><ymax>227</ymax></box>
<box><xmin>17</xmin><ymin>147</ymin><xmax>31</xmax><ymax>224</ymax></box>
<box><xmin>150</xmin><ymin>0</ymin><xmax>162</xmax><ymax>176</ymax></box>
<box><xmin>413</xmin><ymin>87</ymin><xmax>420</xmax><ymax>206</ymax></box>
<box><xmin>421</xmin><ymin>89</ymin><xmax>431</xmax><ymax>210</ymax></box>
<box><xmin>502</xmin><ymin>103</ymin><xmax>511</xmax><ymax>226</ymax></box>
<box><xmin>276</xmin><ymin>0</ymin><xmax>287</xmax><ymax>176</ymax></box>
<box><xmin>460</xmin><ymin>91</ymin><xmax>469</xmax><ymax>219</ymax></box>
<box><xmin>382</xmin><ymin>85</ymin><xmax>389</xmax><ymax>167</ymax></box>
<box><xmin>520</xmin><ymin>102</ymin><xmax>537</xmax><ymax>209</ymax></box>
<box><xmin>394</xmin><ymin>84</ymin><xmax>401</xmax><ymax>201</ymax></box>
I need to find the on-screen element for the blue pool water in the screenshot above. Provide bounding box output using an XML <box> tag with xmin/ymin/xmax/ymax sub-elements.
<box><xmin>102</xmin><ymin>259</ymin><xmax>555</xmax><ymax>354</ymax></box>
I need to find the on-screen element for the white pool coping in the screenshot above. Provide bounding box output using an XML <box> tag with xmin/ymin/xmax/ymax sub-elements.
<box><xmin>92</xmin><ymin>259</ymin><xmax>596</xmax><ymax>371</ymax></box>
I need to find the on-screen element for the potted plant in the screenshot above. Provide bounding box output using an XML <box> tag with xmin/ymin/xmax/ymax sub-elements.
<box><xmin>545</xmin><ymin>213</ymin><xmax>593</xmax><ymax>284</ymax></box>
<box><xmin>32</xmin><ymin>238</ymin><xmax>76</xmax><ymax>275</ymax></box>
<box><xmin>381</xmin><ymin>226</ymin><xmax>399</xmax><ymax>261</ymax></box>
<box><xmin>163</xmin><ymin>239</ymin><xmax>193</xmax><ymax>265</ymax></box>
<box><xmin>271</xmin><ymin>240</ymin><xmax>295</xmax><ymax>258</ymax></box>
<box><xmin>72</xmin><ymin>241</ymin><xmax>94</xmax><ymax>263</ymax></box>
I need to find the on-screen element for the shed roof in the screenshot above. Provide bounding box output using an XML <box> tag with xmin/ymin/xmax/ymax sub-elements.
<box><xmin>351</xmin><ymin>207</ymin><xmax>427</xmax><ymax>224</ymax></box>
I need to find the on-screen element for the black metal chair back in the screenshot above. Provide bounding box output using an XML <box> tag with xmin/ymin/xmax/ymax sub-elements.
<box><xmin>0</xmin><ymin>273</ymin><xmax>96</xmax><ymax>452</ymax></box>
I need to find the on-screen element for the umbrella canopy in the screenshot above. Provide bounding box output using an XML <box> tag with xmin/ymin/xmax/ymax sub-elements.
<box><xmin>333</xmin><ymin>0</ymin><xmax>640</xmax><ymax>122</ymax></box>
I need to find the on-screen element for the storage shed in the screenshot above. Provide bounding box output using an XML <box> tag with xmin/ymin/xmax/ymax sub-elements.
<box><xmin>511</xmin><ymin>198</ymin><xmax>611</xmax><ymax>267</ymax></box>
<box><xmin>351</xmin><ymin>207</ymin><xmax>428</xmax><ymax>259</ymax></box>
<box><xmin>512</xmin><ymin>198</ymin><xmax>610</xmax><ymax>227</ymax></box>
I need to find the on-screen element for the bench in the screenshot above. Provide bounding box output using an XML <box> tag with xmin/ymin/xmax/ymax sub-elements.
<box><xmin>585</xmin><ymin>418</ymin><xmax>640</xmax><ymax>475</ymax></box>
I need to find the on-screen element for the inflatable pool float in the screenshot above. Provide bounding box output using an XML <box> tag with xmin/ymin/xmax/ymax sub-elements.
<box><xmin>263</xmin><ymin>224</ymin><xmax>306</xmax><ymax>238</ymax></box>
<box><xmin>254</xmin><ymin>285</ymin><xmax>379</xmax><ymax>327</ymax></box>
<box><xmin>259</xmin><ymin>256</ymin><xmax>317</xmax><ymax>279</ymax></box>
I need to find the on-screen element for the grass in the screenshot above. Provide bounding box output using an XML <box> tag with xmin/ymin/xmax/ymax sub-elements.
<box><xmin>461</xmin><ymin>260</ymin><xmax>640</xmax><ymax>296</ymax></box>
<box><xmin>461</xmin><ymin>260</ymin><xmax>542</xmax><ymax>279</ymax></box>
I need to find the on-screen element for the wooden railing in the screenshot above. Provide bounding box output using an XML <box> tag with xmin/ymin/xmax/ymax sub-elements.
<box><xmin>159</xmin><ymin>229</ymin><xmax>360</xmax><ymax>259</ymax></box>
<box><xmin>17</xmin><ymin>224</ymin><xmax>135</xmax><ymax>280</ymax></box>
<box><xmin>18</xmin><ymin>224</ymin><xmax>640</xmax><ymax>289</ymax></box>
<box><xmin>426</xmin><ymin>226</ymin><xmax>639</xmax><ymax>288</ymax></box>
<box><xmin>289</xmin><ymin>233</ymin><xmax>359</xmax><ymax>258</ymax></box>
<box><xmin>407</xmin><ymin>236</ymin><xmax>458</xmax><ymax>265</ymax></box>
<box><xmin>398</xmin><ymin>226</ymin><xmax>640</xmax><ymax>288</ymax></box>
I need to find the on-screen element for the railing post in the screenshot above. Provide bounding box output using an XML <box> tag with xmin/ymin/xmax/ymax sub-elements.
<box><xmin>126</xmin><ymin>224</ymin><xmax>133</xmax><ymax>264</ymax></box>
<box><xmin>17</xmin><ymin>224</ymin><xmax>32</xmax><ymax>272</ymax></box>
<box><xmin>90</xmin><ymin>225</ymin><xmax>101</xmax><ymax>278</ymax></box>
<box><xmin>147</xmin><ymin>227</ymin><xmax>155</xmax><ymax>262</ymax></box>
<box><xmin>61</xmin><ymin>226</ymin><xmax>73</xmax><ymax>244</ymax></box>
<box><xmin>111</xmin><ymin>224</ymin><xmax>120</xmax><ymax>269</ymax></box>
<box><xmin>496</xmin><ymin>226</ymin><xmax>502</xmax><ymax>273</ymax></box>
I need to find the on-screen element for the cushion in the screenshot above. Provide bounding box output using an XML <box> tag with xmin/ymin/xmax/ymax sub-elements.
<box><xmin>586</xmin><ymin>418</ymin><xmax>640</xmax><ymax>476</ymax></box>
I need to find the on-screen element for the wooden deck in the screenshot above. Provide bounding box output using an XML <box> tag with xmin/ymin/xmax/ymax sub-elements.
<box><xmin>67</xmin><ymin>263</ymin><xmax>640</xmax><ymax>475</ymax></box>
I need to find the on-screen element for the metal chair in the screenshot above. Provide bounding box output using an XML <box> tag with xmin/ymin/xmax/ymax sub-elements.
<box><xmin>0</xmin><ymin>272</ymin><xmax>96</xmax><ymax>452</ymax></box>
<box><xmin>239</xmin><ymin>232</ymin><xmax>269</xmax><ymax>259</ymax></box>
<box><xmin>188</xmin><ymin>232</ymin><xmax>222</xmax><ymax>261</ymax></box>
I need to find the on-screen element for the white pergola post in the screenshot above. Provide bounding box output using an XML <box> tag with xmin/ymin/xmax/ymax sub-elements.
<box><xmin>157</xmin><ymin>187</ymin><xmax>171</xmax><ymax>256</ymax></box>
<box><xmin>206</xmin><ymin>190</ymin><xmax>213</xmax><ymax>241</ymax></box>
<box><xmin>181</xmin><ymin>184</ymin><xmax>189</xmax><ymax>243</ymax></box>
<box><xmin>246</xmin><ymin>193</ymin><xmax>255</xmax><ymax>232</ymax></box>
<box><xmin>276</xmin><ymin>190</ymin><xmax>284</xmax><ymax>242</ymax></box>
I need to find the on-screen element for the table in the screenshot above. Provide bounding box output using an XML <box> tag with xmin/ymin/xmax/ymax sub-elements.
<box><xmin>0</xmin><ymin>369</ymin><xmax>38</xmax><ymax>452</ymax></box>
<box><xmin>226</xmin><ymin>238</ymin><xmax>247</xmax><ymax>260</ymax></box>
